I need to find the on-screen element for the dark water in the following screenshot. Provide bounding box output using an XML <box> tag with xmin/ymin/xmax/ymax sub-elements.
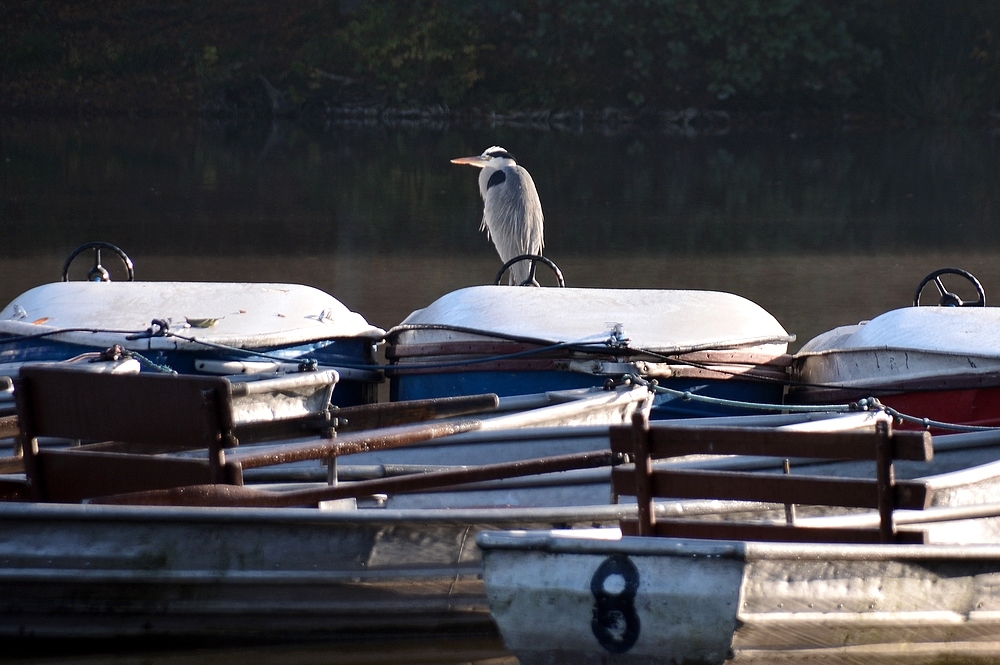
<box><xmin>1</xmin><ymin>118</ymin><xmax>1000</xmax><ymax>662</ymax></box>
<box><xmin>3</xmin><ymin>119</ymin><xmax>1000</xmax><ymax>346</ymax></box>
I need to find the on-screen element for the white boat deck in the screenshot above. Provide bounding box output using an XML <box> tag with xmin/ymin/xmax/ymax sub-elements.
<box><xmin>391</xmin><ymin>286</ymin><xmax>793</xmax><ymax>354</ymax></box>
<box><xmin>0</xmin><ymin>281</ymin><xmax>385</xmax><ymax>350</ymax></box>
<box><xmin>793</xmin><ymin>306</ymin><xmax>1000</xmax><ymax>389</ymax></box>
<box><xmin>797</xmin><ymin>306</ymin><xmax>1000</xmax><ymax>359</ymax></box>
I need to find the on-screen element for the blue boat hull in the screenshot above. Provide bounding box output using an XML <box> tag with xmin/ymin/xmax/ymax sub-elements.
<box><xmin>0</xmin><ymin>336</ymin><xmax>380</xmax><ymax>408</ymax></box>
<box><xmin>390</xmin><ymin>370</ymin><xmax>784</xmax><ymax>419</ymax></box>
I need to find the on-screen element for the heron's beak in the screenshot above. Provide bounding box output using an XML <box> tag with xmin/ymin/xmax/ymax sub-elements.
<box><xmin>450</xmin><ymin>155</ymin><xmax>489</xmax><ymax>168</ymax></box>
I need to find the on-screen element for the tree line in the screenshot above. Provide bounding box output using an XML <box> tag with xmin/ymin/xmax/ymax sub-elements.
<box><xmin>3</xmin><ymin>0</ymin><xmax>999</xmax><ymax>122</ymax></box>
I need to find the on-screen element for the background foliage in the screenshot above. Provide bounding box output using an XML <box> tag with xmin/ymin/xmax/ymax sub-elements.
<box><xmin>3</xmin><ymin>0</ymin><xmax>1000</xmax><ymax>122</ymax></box>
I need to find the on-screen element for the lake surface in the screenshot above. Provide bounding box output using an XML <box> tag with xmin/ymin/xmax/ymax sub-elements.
<box><xmin>3</xmin><ymin>118</ymin><xmax>1000</xmax><ymax>347</ymax></box>
<box><xmin>1</xmin><ymin>117</ymin><xmax>999</xmax><ymax>662</ymax></box>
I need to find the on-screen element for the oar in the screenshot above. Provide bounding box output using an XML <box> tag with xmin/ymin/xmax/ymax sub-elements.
<box><xmin>232</xmin><ymin>392</ymin><xmax>501</xmax><ymax>442</ymax></box>
<box><xmin>0</xmin><ymin>414</ymin><xmax>18</xmax><ymax>440</ymax></box>
<box><xmin>93</xmin><ymin>448</ymin><xmax>619</xmax><ymax>508</ymax></box>
<box><xmin>331</xmin><ymin>393</ymin><xmax>501</xmax><ymax>431</ymax></box>
<box><xmin>228</xmin><ymin>418</ymin><xmax>485</xmax><ymax>469</ymax></box>
<box><xmin>0</xmin><ymin>414</ymin><xmax>23</xmax><ymax>474</ymax></box>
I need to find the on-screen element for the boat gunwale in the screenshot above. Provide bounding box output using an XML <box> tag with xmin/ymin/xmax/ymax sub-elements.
<box><xmin>0</xmin><ymin>500</ymin><xmax>643</xmax><ymax>526</ymax></box>
<box><xmin>477</xmin><ymin>529</ymin><xmax>1000</xmax><ymax>561</ymax></box>
<box><xmin>389</xmin><ymin>323</ymin><xmax>794</xmax><ymax>355</ymax></box>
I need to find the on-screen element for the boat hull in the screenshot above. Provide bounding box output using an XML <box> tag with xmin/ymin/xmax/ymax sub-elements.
<box><xmin>388</xmin><ymin>286</ymin><xmax>793</xmax><ymax>418</ymax></box>
<box><xmin>793</xmin><ymin>384</ymin><xmax>1000</xmax><ymax>430</ymax></box>
<box><xmin>0</xmin><ymin>503</ymin><xmax>629</xmax><ymax>642</ymax></box>
<box><xmin>0</xmin><ymin>282</ymin><xmax>385</xmax><ymax>408</ymax></box>
<box><xmin>6</xmin><ymin>422</ymin><xmax>1000</xmax><ymax>644</ymax></box>
<box><xmin>391</xmin><ymin>369</ymin><xmax>787</xmax><ymax>420</ymax></box>
<box><xmin>480</xmin><ymin>530</ymin><xmax>1000</xmax><ymax>664</ymax></box>
<box><xmin>791</xmin><ymin>307</ymin><xmax>1000</xmax><ymax>428</ymax></box>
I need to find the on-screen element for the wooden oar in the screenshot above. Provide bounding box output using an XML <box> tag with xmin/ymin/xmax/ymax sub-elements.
<box><xmin>92</xmin><ymin>448</ymin><xmax>619</xmax><ymax>508</ymax></box>
<box><xmin>228</xmin><ymin>418</ymin><xmax>485</xmax><ymax>469</ymax></box>
<box><xmin>0</xmin><ymin>414</ymin><xmax>23</xmax><ymax>474</ymax></box>
<box><xmin>232</xmin><ymin>392</ymin><xmax>501</xmax><ymax>442</ymax></box>
<box><xmin>0</xmin><ymin>456</ymin><xmax>23</xmax><ymax>475</ymax></box>
<box><xmin>332</xmin><ymin>393</ymin><xmax>501</xmax><ymax>431</ymax></box>
<box><xmin>0</xmin><ymin>414</ymin><xmax>18</xmax><ymax>440</ymax></box>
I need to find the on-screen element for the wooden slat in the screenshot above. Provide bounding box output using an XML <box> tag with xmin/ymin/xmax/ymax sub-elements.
<box><xmin>15</xmin><ymin>367</ymin><xmax>234</xmax><ymax>451</ymax></box>
<box><xmin>35</xmin><ymin>449</ymin><xmax>243</xmax><ymax>503</ymax></box>
<box><xmin>612</xmin><ymin>415</ymin><xmax>933</xmax><ymax>544</ymax></box>
<box><xmin>632</xmin><ymin>411</ymin><xmax>654</xmax><ymax>536</ymax></box>
<box><xmin>611</xmin><ymin>467</ymin><xmax>930</xmax><ymax>510</ymax></box>
<box><xmin>15</xmin><ymin>367</ymin><xmax>241</xmax><ymax>502</ymax></box>
<box><xmin>610</xmin><ymin>425</ymin><xmax>932</xmax><ymax>462</ymax></box>
<box><xmin>620</xmin><ymin>519</ymin><xmax>928</xmax><ymax>544</ymax></box>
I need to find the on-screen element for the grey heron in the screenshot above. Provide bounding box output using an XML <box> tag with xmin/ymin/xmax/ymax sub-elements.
<box><xmin>451</xmin><ymin>146</ymin><xmax>544</xmax><ymax>285</ymax></box>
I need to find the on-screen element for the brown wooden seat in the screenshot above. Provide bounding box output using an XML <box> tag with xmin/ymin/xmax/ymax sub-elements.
<box><xmin>610</xmin><ymin>412</ymin><xmax>934</xmax><ymax>544</ymax></box>
<box><xmin>16</xmin><ymin>366</ymin><xmax>244</xmax><ymax>502</ymax></box>
<box><xmin>12</xmin><ymin>366</ymin><xmax>504</xmax><ymax>505</ymax></box>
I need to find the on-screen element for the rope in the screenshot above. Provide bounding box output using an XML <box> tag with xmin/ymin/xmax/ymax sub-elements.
<box><xmin>0</xmin><ymin>327</ymin><xmax>148</xmax><ymax>343</ymax></box>
<box><xmin>7</xmin><ymin>322</ymin><xmax>1000</xmax><ymax>434</ymax></box>
<box><xmin>859</xmin><ymin>397</ymin><xmax>1000</xmax><ymax>433</ymax></box>
<box><xmin>633</xmin><ymin>376</ymin><xmax>1000</xmax><ymax>432</ymax></box>
<box><xmin>160</xmin><ymin>330</ymin><xmax>340</xmax><ymax>370</ymax></box>
<box><xmin>632</xmin><ymin>376</ymin><xmax>857</xmax><ymax>414</ymax></box>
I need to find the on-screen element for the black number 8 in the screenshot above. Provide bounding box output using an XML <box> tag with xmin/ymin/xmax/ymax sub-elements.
<box><xmin>590</xmin><ymin>554</ymin><xmax>641</xmax><ymax>653</ymax></box>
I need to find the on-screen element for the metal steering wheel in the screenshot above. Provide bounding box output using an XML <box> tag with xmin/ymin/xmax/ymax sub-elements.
<box><xmin>494</xmin><ymin>254</ymin><xmax>566</xmax><ymax>287</ymax></box>
<box><xmin>61</xmin><ymin>242</ymin><xmax>135</xmax><ymax>282</ymax></box>
<box><xmin>912</xmin><ymin>267</ymin><xmax>985</xmax><ymax>307</ymax></box>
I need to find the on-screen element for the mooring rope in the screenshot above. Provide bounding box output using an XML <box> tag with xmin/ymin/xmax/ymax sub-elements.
<box><xmin>630</xmin><ymin>376</ymin><xmax>1000</xmax><ymax>432</ymax></box>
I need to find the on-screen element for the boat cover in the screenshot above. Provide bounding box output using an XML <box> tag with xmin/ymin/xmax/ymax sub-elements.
<box><xmin>390</xmin><ymin>286</ymin><xmax>792</xmax><ymax>354</ymax></box>
<box><xmin>797</xmin><ymin>307</ymin><xmax>1000</xmax><ymax>359</ymax></box>
<box><xmin>0</xmin><ymin>282</ymin><xmax>385</xmax><ymax>350</ymax></box>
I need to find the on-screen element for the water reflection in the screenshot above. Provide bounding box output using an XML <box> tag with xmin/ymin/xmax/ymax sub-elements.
<box><xmin>2</xmin><ymin>118</ymin><xmax>999</xmax><ymax>348</ymax></box>
<box><xmin>4</xmin><ymin>119</ymin><xmax>999</xmax><ymax>256</ymax></box>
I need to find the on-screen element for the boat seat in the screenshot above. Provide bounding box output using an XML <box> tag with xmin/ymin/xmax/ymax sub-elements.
<box><xmin>16</xmin><ymin>366</ymin><xmax>243</xmax><ymax>502</ymax></box>
<box><xmin>610</xmin><ymin>413</ymin><xmax>934</xmax><ymax>544</ymax></box>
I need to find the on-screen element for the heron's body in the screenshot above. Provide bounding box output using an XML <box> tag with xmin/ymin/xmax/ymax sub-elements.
<box><xmin>452</xmin><ymin>147</ymin><xmax>544</xmax><ymax>285</ymax></box>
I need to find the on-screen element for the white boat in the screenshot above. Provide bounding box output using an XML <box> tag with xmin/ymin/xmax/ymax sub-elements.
<box><xmin>790</xmin><ymin>268</ymin><xmax>1000</xmax><ymax>428</ymax></box>
<box><xmin>0</xmin><ymin>279</ymin><xmax>385</xmax><ymax>408</ymax></box>
<box><xmin>479</xmin><ymin>529</ymin><xmax>1000</xmax><ymax>664</ymax></box>
<box><xmin>6</xmin><ymin>407</ymin><xmax>1000</xmax><ymax>642</ymax></box>
<box><xmin>477</xmin><ymin>400</ymin><xmax>1000</xmax><ymax>664</ymax></box>
<box><xmin>387</xmin><ymin>286</ymin><xmax>794</xmax><ymax>419</ymax></box>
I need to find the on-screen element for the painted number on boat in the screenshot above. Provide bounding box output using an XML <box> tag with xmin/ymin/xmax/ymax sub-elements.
<box><xmin>590</xmin><ymin>554</ymin><xmax>640</xmax><ymax>653</ymax></box>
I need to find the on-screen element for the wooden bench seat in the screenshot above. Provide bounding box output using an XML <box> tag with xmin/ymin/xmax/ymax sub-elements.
<box><xmin>16</xmin><ymin>366</ymin><xmax>244</xmax><ymax>502</ymax></box>
<box><xmin>12</xmin><ymin>365</ymin><xmax>501</xmax><ymax>504</ymax></box>
<box><xmin>610</xmin><ymin>412</ymin><xmax>934</xmax><ymax>544</ymax></box>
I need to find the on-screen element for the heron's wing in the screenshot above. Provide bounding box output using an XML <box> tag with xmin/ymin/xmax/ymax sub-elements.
<box><xmin>482</xmin><ymin>165</ymin><xmax>544</xmax><ymax>263</ymax></box>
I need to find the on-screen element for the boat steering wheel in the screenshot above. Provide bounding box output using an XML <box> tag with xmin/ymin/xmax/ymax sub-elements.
<box><xmin>913</xmin><ymin>267</ymin><xmax>985</xmax><ymax>307</ymax></box>
<box><xmin>61</xmin><ymin>242</ymin><xmax>135</xmax><ymax>282</ymax></box>
<box><xmin>494</xmin><ymin>255</ymin><xmax>566</xmax><ymax>287</ymax></box>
